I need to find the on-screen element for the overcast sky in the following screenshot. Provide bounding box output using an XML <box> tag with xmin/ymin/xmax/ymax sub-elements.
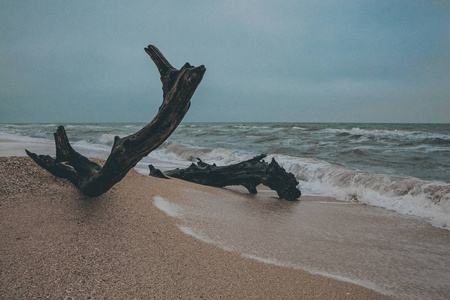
<box><xmin>1</xmin><ymin>0</ymin><xmax>449</xmax><ymax>123</ymax></box>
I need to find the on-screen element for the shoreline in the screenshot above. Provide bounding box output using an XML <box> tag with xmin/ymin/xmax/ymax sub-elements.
<box><xmin>155</xmin><ymin>179</ymin><xmax>450</xmax><ymax>299</ymax></box>
<box><xmin>0</xmin><ymin>157</ymin><xmax>394</xmax><ymax>299</ymax></box>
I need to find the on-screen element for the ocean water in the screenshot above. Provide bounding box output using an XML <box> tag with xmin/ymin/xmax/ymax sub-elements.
<box><xmin>1</xmin><ymin>122</ymin><xmax>449</xmax><ymax>229</ymax></box>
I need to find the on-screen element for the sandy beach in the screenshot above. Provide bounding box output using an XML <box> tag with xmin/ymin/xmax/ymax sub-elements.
<box><xmin>0</xmin><ymin>156</ymin><xmax>396</xmax><ymax>299</ymax></box>
<box><xmin>2</xmin><ymin>0</ymin><xmax>449</xmax><ymax>298</ymax></box>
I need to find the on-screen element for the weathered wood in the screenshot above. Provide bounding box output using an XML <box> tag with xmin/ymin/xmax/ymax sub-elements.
<box><xmin>149</xmin><ymin>155</ymin><xmax>301</xmax><ymax>201</ymax></box>
<box><xmin>26</xmin><ymin>45</ymin><xmax>205</xmax><ymax>197</ymax></box>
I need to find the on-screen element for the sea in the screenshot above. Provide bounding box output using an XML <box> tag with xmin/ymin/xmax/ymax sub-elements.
<box><xmin>1</xmin><ymin>122</ymin><xmax>450</xmax><ymax>299</ymax></box>
<box><xmin>1</xmin><ymin>122</ymin><xmax>449</xmax><ymax>229</ymax></box>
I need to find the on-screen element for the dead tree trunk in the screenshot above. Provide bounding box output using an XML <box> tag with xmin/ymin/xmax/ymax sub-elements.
<box><xmin>26</xmin><ymin>45</ymin><xmax>206</xmax><ymax>197</ymax></box>
<box><xmin>149</xmin><ymin>155</ymin><xmax>301</xmax><ymax>201</ymax></box>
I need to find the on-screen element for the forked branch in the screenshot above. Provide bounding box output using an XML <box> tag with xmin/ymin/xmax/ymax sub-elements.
<box><xmin>26</xmin><ymin>45</ymin><xmax>206</xmax><ymax>197</ymax></box>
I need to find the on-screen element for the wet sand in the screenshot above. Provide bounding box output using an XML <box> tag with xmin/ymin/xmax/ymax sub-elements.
<box><xmin>166</xmin><ymin>186</ymin><xmax>450</xmax><ymax>299</ymax></box>
<box><xmin>0</xmin><ymin>157</ymin><xmax>395</xmax><ymax>299</ymax></box>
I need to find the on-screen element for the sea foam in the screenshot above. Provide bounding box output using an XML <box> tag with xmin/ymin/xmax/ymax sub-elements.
<box><xmin>272</xmin><ymin>154</ymin><xmax>450</xmax><ymax>229</ymax></box>
<box><xmin>153</xmin><ymin>196</ymin><xmax>184</xmax><ymax>217</ymax></box>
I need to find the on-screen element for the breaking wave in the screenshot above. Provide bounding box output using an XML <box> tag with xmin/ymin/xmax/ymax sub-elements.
<box><xmin>272</xmin><ymin>154</ymin><xmax>450</xmax><ymax>229</ymax></box>
<box><xmin>322</xmin><ymin>127</ymin><xmax>450</xmax><ymax>145</ymax></box>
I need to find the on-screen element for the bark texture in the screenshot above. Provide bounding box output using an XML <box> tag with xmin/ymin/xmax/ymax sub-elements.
<box><xmin>149</xmin><ymin>154</ymin><xmax>301</xmax><ymax>201</ymax></box>
<box><xmin>26</xmin><ymin>45</ymin><xmax>205</xmax><ymax>197</ymax></box>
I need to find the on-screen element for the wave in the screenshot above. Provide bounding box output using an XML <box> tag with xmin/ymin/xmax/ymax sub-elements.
<box><xmin>0</xmin><ymin>131</ymin><xmax>51</xmax><ymax>143</ymax></box>
<box><xmin>292</xmin><ymin>126</ymin><xmax>307</xmax><ymax>130</ymax></box>
<box><xmin>421</xmin><ymin>137</ymin><xmax>450</xmax><ymax>146</ymax></box>
<box><xmin>323</xmin><ymin>127</ymin><xmax>450</xmax><ymax>143</ymax></box>
<box><xmin>272</xmin><ymin>154</ymin><xmax>450</xmax><ymax>229</ymax></box>
<box><xmin>146</xmin><ymin>141</ymin><xmax>450</xmax><ymax>230</ymax></box>
<box><xmin>338</xmin><ymin>149</ymin><xmax>368</xmax><ymax>157</ymax></box>
<box><xmin>162</xmin><ymin>142</ymin><xmax>250</xmax><ymax>165</ymax></box>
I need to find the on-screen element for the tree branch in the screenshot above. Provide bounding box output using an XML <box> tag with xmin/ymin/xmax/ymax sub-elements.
<box><xmin>149</xmin><ymin>155</ymin><xmax>301</xmax><ymax>201</ymax></box>
<box><xmin>26</xmin><ymin>44</ymin><xmax>206</xmax><ymax>197</ymax></box>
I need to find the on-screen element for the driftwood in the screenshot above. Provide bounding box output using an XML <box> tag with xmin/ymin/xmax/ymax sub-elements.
<box><xmin>26</xmin><ymin>45</ymin><xmax>205</xmax><ymax>197</ymax></box>
<box><xmin>149</xmin><ymin>154</ymin><xmax>301</xmax><ymax>201</ymax></box>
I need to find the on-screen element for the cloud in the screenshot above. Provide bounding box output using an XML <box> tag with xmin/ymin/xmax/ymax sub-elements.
<box><xmin>1</xmin><ymin>1</ymin><xmax>449</xmax><ymax>123</ymax></box>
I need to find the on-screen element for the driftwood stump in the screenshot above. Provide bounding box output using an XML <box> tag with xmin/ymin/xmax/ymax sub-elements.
<box><xmin>26</xmin><ymin>45</ymin><xmax>206</xmax><ymax>197</ymax></box>
<box><xmin>149</xmin><ymin>154</ymin><xmax>301</xmax><ymax>201</ymax></box>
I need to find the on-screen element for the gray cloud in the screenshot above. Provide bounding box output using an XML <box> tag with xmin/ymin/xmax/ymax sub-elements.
<box><xmin>1</xmin><ymin>0</ymin><xmax>449</xmax><ymax>123</ymax></box>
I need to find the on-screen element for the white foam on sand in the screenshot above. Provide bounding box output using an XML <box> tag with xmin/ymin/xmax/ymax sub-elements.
<box><xmin>177</xmin><ymin>226</ymin><xmax>216</xmax><ymax>245</ymax></box>
<box><xmin>153</xmin><ymin>196</ymin><xmax>184</xmax><ymax>217</ymax></box>
<box><xmin>154</xmin><ymin>196</ymin><xmax>233</xmax><ymax>252</ymax></box>
<box><xmin>177</xmin><ymin>220</ymin><xmax>388</xmax><ymax>296</ymax></box>
<box><xmin>242</xmin><ymin>254</ymin><xmax>388</xmax><ymax>296</ymax></box>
